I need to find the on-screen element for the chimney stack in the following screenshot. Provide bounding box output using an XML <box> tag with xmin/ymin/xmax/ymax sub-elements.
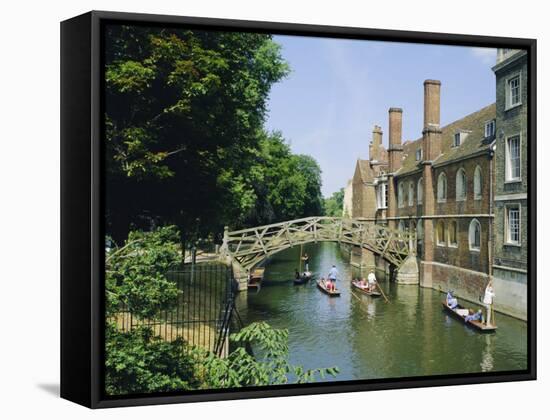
<box><xmin>373</xmin><ymin>125</ymin><xmax>383</xmax><ymax>145</ymax></box>
<box><xmin>422</xmin><ymin>80</ymin><xmax>442</xmax><ymax>161</ymax></box>
<box><xmin>423</xmin><ymin>79</ymin><xmax>441</xmax><ymax>128</ymax></box>
<box><xmin>370</xmin><ymin>125</ymin><xmax>383</xmax><ymax>161</ymax></box>
<box><xmin>388</xmin><ymin>108</ymin><xmax>403</xmax><ymax>173</ymax></box>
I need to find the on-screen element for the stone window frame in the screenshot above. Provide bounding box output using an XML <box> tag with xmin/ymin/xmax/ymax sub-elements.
<box><xmin>376</xmin><ymin>182</ymin><xmax>387</xmax><ymax>210</ymax></box>
<box><xmin>504</xmin><ymin>203</ymin><xmax>521</xmax><ymax>247</ymax></box>
<box><xmin>448</xmin><ymin>220</ymin><xmax>459</xmax><ymax>248</ymax></box>
<box><xmin>437</xmin><ymin>172</ymin><xmax>447</xmax><ymax>203</ymax></box>
<box><xmin>436</xmin><ymin>220</ymin><xmax>446</xmax><ymax>247</ymax></box>
<box><xmin>398</xmin><ymin>182</ymin><xmax>404</xmax><ymax>208</ymax></box>
<box><xmin>415</xmin><ymin>148</ymin><xmax>422</xmax><ymax>161</ymax></box>
<box><xmin>505</xmin><ymin>134</ymin><xmax>522</xmax><ymax>183</ymax></box>
<box><xmin>474</xmin><ymin>165</ymin><xmax>483</xmax><ymax>200</ymax></box>
<box><xmin>455</xmin><ymin>167</ymin><xmax>467</xmax><ymax>202</ymax></box>
<box><xmin>506</xmin><ymin>73</ymin><xmax>522</xmax><ymax>110</ymax></box>
<box><xmin>408</xmin><ymin>181</ymin><xmax>414</xmax><ymax>207</ymax></box>
<box><xmin>468</xmin><ymin>218</ymin><xmax>481</xmax><ymax>252</ymax></box>
<box><xmin>453</xmin><ymin>132</ymin><xmax>461</xmax><ymax>147</ymax></box>
<box><xmin>417</xmin><ymin>177</ymin><xmax>423</xmax><ymax>205</ymax></box>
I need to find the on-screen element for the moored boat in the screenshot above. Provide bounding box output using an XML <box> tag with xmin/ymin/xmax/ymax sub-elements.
<box><xmin>351</xmin><ymin>280</ymin><xmax>381</xmax><ymax>297</ymax></box>
<box><xmin>442</xmin><ymin>300</ymin><xmax>497</xmax><ymax>332</ymax></box>
<box><xmin>248</xmin><ymin>267</ymin><xmax>265</xmax><ymax>290</ymax></box>
<box><xmin>317</xmin><ymin>279</ymin><xmax>340</xmax><ymax>296</ymax></box>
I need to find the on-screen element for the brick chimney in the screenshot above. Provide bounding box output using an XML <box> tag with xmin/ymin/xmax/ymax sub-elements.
<box><xmin>419</xmin><ymin>79</ymin><xmax>442</xmax><ymax>289</ymax></box>
<box><xmin>388</xmin><ymin>108</ymin><xmax>403</xmax><ymax>173</ymax></box>
<box><xmin>370</xmin><ymin>125</ymin><xmax>383</xmax><ymax>161</ymax></box>
<box><xmin>422</xmin><ymin>80</ymin><xmax>442</xmax><ymax>161</ymax></box>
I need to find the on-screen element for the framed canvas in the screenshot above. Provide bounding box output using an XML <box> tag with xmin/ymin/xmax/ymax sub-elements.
<box><xmin>60</xmin><ymin>11</ymin><xmax>537</xmax><ymax>408</ymax></box>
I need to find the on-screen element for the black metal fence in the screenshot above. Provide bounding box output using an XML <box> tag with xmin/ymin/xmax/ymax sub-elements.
<box><xmin>113</xmin><ymin>263</ymin><xmax>234</xmax><ymax>356</ymax></box>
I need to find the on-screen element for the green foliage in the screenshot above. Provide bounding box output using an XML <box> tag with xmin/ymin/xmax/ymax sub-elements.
<box><xmin>105</xmin><ymin>226</ymin><xmax>181</xmax><ymax>319</ymax></box>
<box><xmin>324</xmin><ymin>188</ymin><xmax>345</xmax><ymax>217</ymax></box>
<box><xmin>105</xmin><ymin>25</ymin><xmax>292</xmax><ymax>242</ymax></box>
<box><xmin>105</xmin><ymin>323</ymin><xmax>198</xmax><ymax>395</ymax></box>
<box><xmin>237</xmin><ymin>131</ymin><xmax>324</xmax><ymax>227</ymax></box>
<box><xmin>104</xmin><ymin>26</ymin><xmax>327</xmax><ymax>246</ymax></box>
<box><xmin>198</xmin><ymin>322</ymin><xmax>339</xmax><ymax>388</ymax></box>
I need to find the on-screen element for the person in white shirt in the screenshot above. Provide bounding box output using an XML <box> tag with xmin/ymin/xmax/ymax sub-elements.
<box><xmin>483</xmin><ymin>281</ymin><xmax>496</xmax><ymax>326</ymax></box>
<box><xmin>367</xmin><ymin>271</ymin><xmax>377</xmax><ymax>292</ymax></box>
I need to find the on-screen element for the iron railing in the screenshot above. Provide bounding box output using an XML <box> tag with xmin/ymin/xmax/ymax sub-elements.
<box><xmin>112</xmin><ymin>263</ymin><xmax>234</xmax><ymax>357</ymax></box>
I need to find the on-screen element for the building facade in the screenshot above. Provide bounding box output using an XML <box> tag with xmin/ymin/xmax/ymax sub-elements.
<box><xmin>491</xmin><ymin>49</ymin><xmax>528</xmax><ymax>320</ymax></box>
<box><xmin>348</xmin><ymin>52</ymin><xmax>528</xmax><ymax>320</ymax></box>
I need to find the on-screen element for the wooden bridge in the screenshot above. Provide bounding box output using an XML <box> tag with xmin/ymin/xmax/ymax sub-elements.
<box><xmin>219</xmin><ymin>217</ymin><xmax>416</xmax><ymax>275</ymax></box>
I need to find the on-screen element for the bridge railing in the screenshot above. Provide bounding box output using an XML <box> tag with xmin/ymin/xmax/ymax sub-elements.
<box><xmin>220</xmin><ymin>217</ymin><xmax>415</xmax><ymax>270</ymax></box>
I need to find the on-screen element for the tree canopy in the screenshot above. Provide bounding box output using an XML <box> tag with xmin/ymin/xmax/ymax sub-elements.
<box><xmin>323</xmin><ymin>188</ymin><xmax>345</xmax><ymax>217</ymax></box>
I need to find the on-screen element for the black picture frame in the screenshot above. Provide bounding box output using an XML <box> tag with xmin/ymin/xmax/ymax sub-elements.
<box><xmin>60</xmin><ymin>10</ymin><xmax>537</xmax><ymax>409</ymax></box>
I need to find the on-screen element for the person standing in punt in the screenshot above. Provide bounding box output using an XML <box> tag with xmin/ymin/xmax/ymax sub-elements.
<box><xmin>302</xmin><ymin>253</ymin><xmax>310</xmax><ymax>271</ymax></box>
<box><xmin>367</xmin><ymin>270</ymin><xmax>377</xmax><ymax>292</ymax></box>
<box><xmin>483</xmin><ymin>281</ymin><xmax>496</xmax><ymax>326</ymax></box>
<box><xmin>328</xmin><ymin>265</ymin><xmax>339</xmax><ymax>289</ymax></box>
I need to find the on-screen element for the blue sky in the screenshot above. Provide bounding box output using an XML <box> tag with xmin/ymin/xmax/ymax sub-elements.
<box><xmin>265</xmin><ymin>35</ymin><xmax>497</xmax><ymax>197</ymax></box>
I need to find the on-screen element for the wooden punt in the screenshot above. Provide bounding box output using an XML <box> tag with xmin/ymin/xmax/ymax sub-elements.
<box><xmin>294</xmin><ymin>271</ymin><xmax>314</xmax><ymax>285</ymax></box>
<box><xmin>442</xmin><ymin>301</ymin><xmax>497</xmax><ymax>333</ymax></box>
<box><xmin>351</xmin><ymin>280</ymin><xmax>381</xmax><ymax>297</ymax></box>
<box><xmin>248</xmin><ymin>267</ymin><xmax>265</xmax><ymax>290</ymax></box>
<box><xmin>317</xmin><ymin>279</ymin><xmax>340</xmax><ymax>297</ymax></box>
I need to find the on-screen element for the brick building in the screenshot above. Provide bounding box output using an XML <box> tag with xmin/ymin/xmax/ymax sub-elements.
<box><xmin>349</xmin><ymin>51</ymin><xmax>528</xmax><ymax>319</ymax></box>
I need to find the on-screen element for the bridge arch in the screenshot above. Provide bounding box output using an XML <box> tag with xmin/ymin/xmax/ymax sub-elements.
<box><xmin>218</xmin><ymin>217</ymin><xmax>418</xmax><ymax>288</ymax></box>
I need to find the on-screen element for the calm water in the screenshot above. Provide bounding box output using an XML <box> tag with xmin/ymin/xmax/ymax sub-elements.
<box><xmin>235</xmin><ymin>242</ymin><xmax>527</xmax><ymax>382</ymax></box>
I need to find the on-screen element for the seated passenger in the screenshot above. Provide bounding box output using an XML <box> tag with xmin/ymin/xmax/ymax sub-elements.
<box><xmin>446</xmin><ymin>291</ymin><xmax>458</xmax><ymax>309</ymax></box>
<box><xmin>465</xmin><ymin>310</ymin><xmax>483</xmax><ymax>322</ymax></box>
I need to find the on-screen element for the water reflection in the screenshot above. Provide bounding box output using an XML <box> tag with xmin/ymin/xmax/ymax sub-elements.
<box><xmin>481</xmin><ymin>335</ymin><xmax>494</xmax><ymax>372</ymax></box>
<box><xmin>235</xmin><ymin>243</ymin><xmax>527</xmax><ymax>381</ymax></box>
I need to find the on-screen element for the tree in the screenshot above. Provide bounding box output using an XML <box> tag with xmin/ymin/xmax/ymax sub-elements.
<box><xmin>104</xmin><ymin>25</ymin><xmax>290</xmax><ymax>243</ymax></box>
<box><xmin>240</xmin><ymin>131</ymin><xmax>324</xmax><ymax>227</ymax></box>
<box><xmin>324</xmin><ymin>188</ymin><xmax>345</xmax><ymax>217</ymax></box>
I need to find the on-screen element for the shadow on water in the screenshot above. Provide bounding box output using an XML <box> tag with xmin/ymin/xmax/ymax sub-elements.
<box><xmin>235</xmin><ymin>242</ymin><xmax>527</xmax><ymax>382</ymax></box>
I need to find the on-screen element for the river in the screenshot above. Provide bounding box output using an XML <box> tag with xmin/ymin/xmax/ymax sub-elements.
<box><xmin>234</xmin><ymin>242</ymin><xmax>527</xmax><ymax>382</ymax></box>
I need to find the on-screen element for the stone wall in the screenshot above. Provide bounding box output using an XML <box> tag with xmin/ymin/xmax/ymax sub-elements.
<box><xmin>492</xmin><ymin>266</ymin><xmax>527</xmax><ymax>320</ymax></box>
<box><xmin>428</xmin><ymin>261</ymin><xmax>489</xmax><ymax>308</ymax></box>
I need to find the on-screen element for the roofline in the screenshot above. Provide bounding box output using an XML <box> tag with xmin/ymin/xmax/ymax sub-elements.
<box><xmin>432</xmin><ymin>147</ymin><xmax>493</xmax><ymax>169</ymax></box>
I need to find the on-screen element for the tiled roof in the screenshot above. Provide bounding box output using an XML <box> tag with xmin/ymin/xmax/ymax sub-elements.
<box><xmin>353</xmin><ymin>159</ymin><xmax>375</xmax><ymax>183</ymax></box>
<box><xmin>396</xmin><ymin>103</ymin><xmax>496</xmax><ymax>176</ymax></box>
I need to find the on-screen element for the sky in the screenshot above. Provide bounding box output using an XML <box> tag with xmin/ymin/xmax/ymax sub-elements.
<box><xmin>264</xmin><ymin>35</ymin><xmax>497</xmax><ymax>197</ymax></box>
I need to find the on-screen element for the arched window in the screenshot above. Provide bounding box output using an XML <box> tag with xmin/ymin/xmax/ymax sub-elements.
<box><xmin>436</xmin><ymin>220</ymin><xmax>445</xmax><ymax>246</ymax></box>
<box><xmin>469</xmin><ymin>219</ymin><xmax>481</xmax><ymax>251</ymax></box>
<box><xmin>449</xmin><ymin>220</ymin><xmax>458</xmax><ymax>247</ymax></box>
<box><xmin>408</xmin><ymin>181</ymin><xmax>414</xmax><ymax>206</ymax></box>
<box><xmin>398</xmin><ymin>182</ymin><xmax>404</xmax><ymax>208</ymax></box>
<box><xmin>417</xmin><ymin>178</ymin><xmax>423</xmax><ymax>205</ymax></box>
<box><xmin>417</xmin><ymin>220</ymin><xmax>423</xmax><ymax>239</ymax></box>
<box><xmin>456</xmin><ymin>168</ymin><xmax>467</xmax><ymax>201</ymax></box>
<box><xmin>474</xmin><ymin>166</ymin><xmax>482</xmax><ymax>200</ymax></box>
<box><xmin>398</xmin><ymin>220</ymin><xmax>406</xmax><ymax>232</ymax></box>
<box><xmin>437</xmin><ymin>172</ymin><xmax>447</xmax><ymax>203</ymax></box>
